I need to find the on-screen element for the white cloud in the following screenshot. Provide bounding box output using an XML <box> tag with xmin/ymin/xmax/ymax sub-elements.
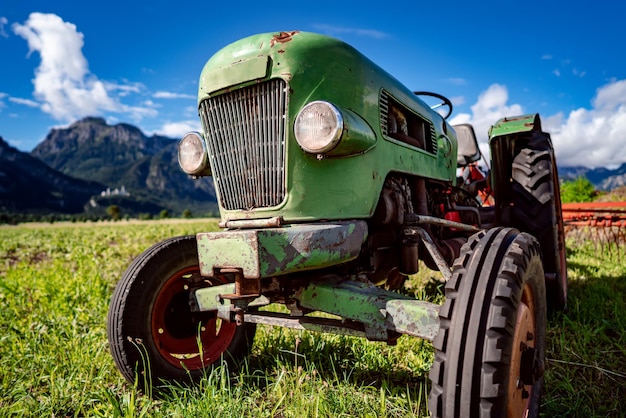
<box><xmin>450</xmin><ymin>83</ymin><xmax>523</xmax><ymax>142</ymax></box>
<box><xmin>544</xmin><ymin>79</ymin><xmax>626</xmax><ymax>168</ymax></box>
<box><xmin>153</xmin><ymin>91</ymin><xmax>195</xmax><ymax>99</ymax></box>
<box><xmin>553</xmin><ymin>69</ymin><xmax>561</xmax><ymax>77</ymax></box>
<box><xmin>9</xmin><ymin>97</ymin><xmax>40</xmax><ymax>107</ymax></box>
<box><xmin>0</xmin><ymin>17</ymin><xmax>8</xmax><ymax>38</ymax></box>
<box><xmin>142</xmin><ymin>99</ymin><xmax>160</xmax><ymax>107</ymax></box>
<box><xmin>446</xmin><ymin>78</ymin><xmax>467</xmax><ymax>86</ymax></box>
<box><xmin>450</xmin><ymin>96</ymin><xmax>465</xmax><ymax>106</ymax></box>
<box><xmin>154</xmin><ymin>120</ymin><xmax>202</xmax><ymax>138</ymax></box>
<box><xmin>106</xmin><ymin>80</ymin><xmax>144</xmax><ymax>97</ymax></box>
<box><xmin>454</xmin><ymin>80</ymin><xmax>626</xmax><ymax>168</ymax></box>
<box><xmin>312</xmin><ymin>24</ymin><xmax>390</xmax><ymax>39</ymax></box>
<box><xmin>541</xmin><ymin>54</ymin><xmax>553</xmax><ymax>60</ymax></box>
<box><xmin>12</xmin><ymin>13</ymin><xmax>153</xmax><ymax>122</ymax></box>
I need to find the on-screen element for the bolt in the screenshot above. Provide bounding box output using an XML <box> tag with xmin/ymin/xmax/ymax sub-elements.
<box><xmin>235</xmin><ymin>310</ymin><xmax>244</xmax><ymax>326</ymax></box>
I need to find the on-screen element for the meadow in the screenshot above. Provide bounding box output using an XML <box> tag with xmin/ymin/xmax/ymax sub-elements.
<box><xmin>0</xmin><ymin>219</ymin><xmax>624</xmax><ymax>417</ymax></box>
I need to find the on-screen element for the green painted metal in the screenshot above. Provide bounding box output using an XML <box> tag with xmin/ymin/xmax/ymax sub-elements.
<box><xmin>296</xmin><ymin>280</ymin><xmax>440</xmax><ymax>341</ymax></box>
<box><xmin>192</xmin><ymin>283</ymin><xmax>270</xmax><ymax>316</ymax></box>
<box><xmin>192</xmin><ymin>279</ymin><xmax>440</xmax><ymax>341</ymax></box>
<box><xmin>193</xmin><ymin>283</ymin><xmax>236</xmax><ymax>314</ymax></box>
<box><xmin>196</xmin><ymin>31</ymin><xmax>458</xmax><ymax>223</ymax></box>
<box><xmin>196</xmin><ymin>221</ymin><xmax>367</xmax><ymax>279</ymax></box>
<box><xmin>488</xmin><ymin>113</ymin><xmax>541</xmax><ymax>139</ymax></box>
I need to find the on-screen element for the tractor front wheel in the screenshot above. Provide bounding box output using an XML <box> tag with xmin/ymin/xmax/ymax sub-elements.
<box><xmin>429</xmin><ymin>227</ymin><xmax>547</xmax><ymax>418</ymax></box>
<box><xmin>107</xmin><ymin>236</ymin><xmax>256</xmax><ymax>392</ymax></box>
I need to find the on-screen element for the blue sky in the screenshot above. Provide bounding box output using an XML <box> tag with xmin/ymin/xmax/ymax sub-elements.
<box><xmin>1</xmin><ymin>0</ymin><xmax>626</xmax><ymax>168</ymax></box>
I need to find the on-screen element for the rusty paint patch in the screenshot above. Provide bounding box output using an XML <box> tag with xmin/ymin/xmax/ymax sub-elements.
<box><xmin>270</xmin><ymin>31</ymin><xmax>300</xmax><ymax>47</ymax></box>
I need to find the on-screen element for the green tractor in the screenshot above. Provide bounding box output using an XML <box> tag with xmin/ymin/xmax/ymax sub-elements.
<box><xmin>107</xmin><ymin>31</ymin><xmax>567</xmax><ymax>417</ymax></box>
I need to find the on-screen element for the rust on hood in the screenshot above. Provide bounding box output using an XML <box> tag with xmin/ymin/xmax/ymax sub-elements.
<box><xmin>271</xmin><ymin>31</ymin><xmax>300</xmax><ymax>47</ymax></box>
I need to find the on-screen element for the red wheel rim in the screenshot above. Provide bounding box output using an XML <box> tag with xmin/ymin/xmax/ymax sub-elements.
<box><xmin>151</xmin><ymin>266</ymin><xmax>237</xmax><ymax>370</ymax></box>
<box><xmin>507</xmin><ymin>283</ymin><xmax>537</xmax><ymax>417</ymax></box>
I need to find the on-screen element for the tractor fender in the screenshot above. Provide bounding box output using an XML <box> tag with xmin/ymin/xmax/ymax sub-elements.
<box><xmin>487</xmin><ymin>113</ymin><xmax>555</xmax><ymax>208</ymax></box>
<box><xmin>488</xmin><ymin>113</ymin><xmax>543</xmax><ymax>138</ymax></box>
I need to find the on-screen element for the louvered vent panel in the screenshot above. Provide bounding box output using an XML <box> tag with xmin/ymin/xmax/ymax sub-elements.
<box><xmin>380</xmin><ymin>90</ymin><xmax>390</xmax><ymax>136</ymax></box>
<box><xmin>428</xmin><ymin>123</ymin><xmax>438</xmax><ymax>155</ymax></box>
<box><xmin>379</xmin><ymin>89</ymin><xmax>438</xmax><ymax>156</ymax></box>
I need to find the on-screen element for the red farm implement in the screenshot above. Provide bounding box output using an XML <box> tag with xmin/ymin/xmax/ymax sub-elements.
<box><xmin>562</xmin><ymin>201</ymin><xmax>626</xmax><ymax>248</ymax></box>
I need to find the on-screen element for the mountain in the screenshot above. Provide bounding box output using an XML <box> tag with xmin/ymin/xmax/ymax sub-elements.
<box><xmin>559</xmin><ymin>163</ymin><xmax>626</xmax><ymax>191</ymax></box>
<box><xmin>0</xmin><ymin>136</ymin><xmax>104</xmax><ymax>213</ymax></box>
<box><xmin>30</xmin><ymin>117</ymin><xmax>217</xmax><ymax>216</ymax></box>
<box><xmin>31</xmin><ymin>117</ymin><xmax>173</xmax><ymax>185</ymax></box>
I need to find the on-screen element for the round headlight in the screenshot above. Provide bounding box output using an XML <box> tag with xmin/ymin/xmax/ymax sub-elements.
<box><xmin>294</xmin><ymin>101</ymin><xmax>343</xmax><ymax>154</ymax></box>
<box><xmin>178</xmin><ymin>131</ymin><xmax>208</xmax><ymax>175</ymax></box>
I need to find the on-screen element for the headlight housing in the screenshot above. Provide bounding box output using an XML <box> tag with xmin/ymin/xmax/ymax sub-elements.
<box><xmin>178</xmin><ymin>131</ymin><xmax>210</xmax><ymax>177</ymax></box>
<box><xmin>294</xmin><ymin>101</ymin><xmax>344</xmax><ymax>154</ymax></box>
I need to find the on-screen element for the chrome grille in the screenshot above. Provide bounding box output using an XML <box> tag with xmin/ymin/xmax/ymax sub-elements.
<box><xmin>199</xmin><ymin>79</ymin><xmax>287</xmax><ymax>210</ymax></box>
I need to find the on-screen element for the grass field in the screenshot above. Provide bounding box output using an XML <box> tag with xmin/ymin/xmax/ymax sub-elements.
<box><xmin>1</xmin><ymin>219</ymin><xmax>624</xmax><ymax>417</ymax></box>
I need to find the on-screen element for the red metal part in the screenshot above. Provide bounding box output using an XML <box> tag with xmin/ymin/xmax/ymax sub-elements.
<box><xmin>151</xmin><ymin>266</ymin><xmax>238</xmax><ymax>370</ymax></box>
<box><xmin>562</xmin><ymin>201</ymin><xmax>626</xmax><ymax>227</ymax></box>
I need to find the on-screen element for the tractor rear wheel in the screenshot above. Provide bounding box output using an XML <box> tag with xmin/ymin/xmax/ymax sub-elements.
<box><xmin>429</xmin><ymin>227</ymin><xmax>547</xmax><ymax>418</ymax></box>
<box><xmin>510</xmin><ymin>137</ymin><xmax>567</xmax><ymax>310</ymax></box>
<box><xmin>107</xmin><ymin>235</ymin><xmax>256</xmax><ymax>393</ymax></box>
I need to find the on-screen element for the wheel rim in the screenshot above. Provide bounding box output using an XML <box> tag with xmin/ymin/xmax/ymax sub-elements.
<box><xmin>507</xmin><ymin>283</ymin><xmax>539</xmax><ymax>417</ymax></box>
<box><xmin>151</xmin><ymin>266</ymin><xmax>237</xmax><ymax>370</ymax></box>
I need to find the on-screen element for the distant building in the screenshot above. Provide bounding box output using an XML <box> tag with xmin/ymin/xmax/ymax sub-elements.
<box><xmin>100</xmin><ymin>185</ymin><xmax>130</xmax><ymax>197</ymax></box>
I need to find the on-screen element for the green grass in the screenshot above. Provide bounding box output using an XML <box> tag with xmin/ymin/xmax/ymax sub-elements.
<box><xmin>1</xmin><ymin>220</ymin><xmax>624</xmax><ymax>417</ymax></box>
<box><xmin>542</xmin><ymin>238</ymin><xmax>626</xmax><ymax>417</ymax></box>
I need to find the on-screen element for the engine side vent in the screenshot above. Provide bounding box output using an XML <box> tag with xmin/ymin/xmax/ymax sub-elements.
<box><xmin>380</xmin><ymin>90</ymin><xmax>390</xmax><ymax>136</ymax></box>
<box><xmin>379</xmin><ymin>90</ymin><xmax>437</xmax><ymax>155</ymax></box>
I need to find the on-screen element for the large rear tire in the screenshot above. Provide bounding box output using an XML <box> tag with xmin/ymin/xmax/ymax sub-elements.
<box><xmin>511</xmin><ymin>137</ymin><xmax>567</xmax><ymax>310</ymax></box>
<box><xmin>429</xmin><ymin>227</ymin><xmax>547</xmax><ymax>418</ymax></box>
<box><xmin>107</xmin><ymin>236</ymin><xmax>256</xmax><ymax>392</ymax></box>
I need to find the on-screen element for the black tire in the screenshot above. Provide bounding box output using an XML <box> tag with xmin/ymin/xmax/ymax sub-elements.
<box><xmin>107</xmin><ymin>235</ymin><xmax>256</xmax><ymax>392</ymax></box>
<box><xmin>429</xmin><ymin>227</ymin><xmax>547</xmax><ymax>418</ymax></box>
<box><xmin>511</xmin><ymin>137</ymin><xmax>567</xmax><ymax>310</ymax></box>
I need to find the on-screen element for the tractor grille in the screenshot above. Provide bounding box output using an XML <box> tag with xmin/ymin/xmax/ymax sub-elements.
<box><xmin>199</xmin><ymin>79</ymin><xmax>287</xmax><ymax>210</ymax></box>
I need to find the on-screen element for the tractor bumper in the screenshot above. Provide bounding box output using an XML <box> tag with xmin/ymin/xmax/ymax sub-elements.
<box><xmin>196</xmin><ymin>220</ymin><xmax>368</xmax><ymax>279</ymax></box>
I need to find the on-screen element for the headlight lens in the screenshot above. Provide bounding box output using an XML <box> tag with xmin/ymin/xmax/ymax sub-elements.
<box><xmin>178</xmin><ymin>131</ymin><xmax>208</xmax><ymax>175</ymax></box>
<box><xmin>294</xmin><ymin>101</ymin><xmax>343</xmax><ymax>154</ymax></box>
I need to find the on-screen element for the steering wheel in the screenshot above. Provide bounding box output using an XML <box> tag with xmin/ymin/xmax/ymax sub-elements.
<box><xmin>413</xmin><ymin>91</ymin><xmax>453</xmax><ymax>119</ymax></box>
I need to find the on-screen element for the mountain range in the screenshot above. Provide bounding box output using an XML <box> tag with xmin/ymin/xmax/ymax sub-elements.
<box><xmin>1</xmin><ymin>117</ymin><xmax>217</xmax><ymax>218</ymax></box>
<box><xmin>1</xmin><ymin>117</ymin><xmax>625</xmax><ymax>218</ymax></box>
<box><xmin>559</xmin><ymin>164</ymin><xmax>626</xmax><ymax>191</ymax></box>
<box><xmin>0</xmin><ymin>134</ymin><xmax>104</xmax><ymax>214</ymax></box>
